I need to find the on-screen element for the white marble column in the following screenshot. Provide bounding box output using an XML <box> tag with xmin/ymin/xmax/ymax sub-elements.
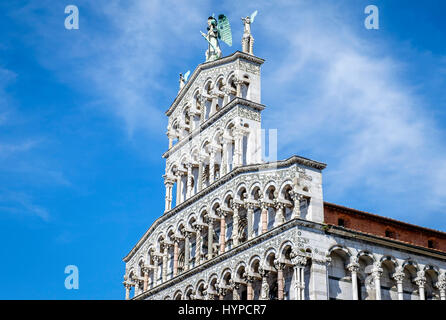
<box><xmin>184</xmin><ymin>232</ymin><xmax>191</xmax><ymax>271</ymax></box>
<box><xmin>186</xmin><ymin>164</ymin><xmax>193</xmax><ymax>199</ymax></box>
<box><xmin>153</xmin><ymin>256</ymin><xmax>160</xmax><ymax>286</ymax></box>
<box><xmin>197</xmin><ymin>161</ymin><xmax>203</xmax><ymax>192</ymax></box>
<box><xmin>232</xmin><ymin>203</ymin><xmax>240</xmax><ymax>246</ymax></box>
<box><xmin>415</xmin><ymin>271</ymin><xmax>426</xmax><ymax>300</ymax></box>
<box><xmin>207</xmin><ymin>217</ymin><xmax>214</xmax><ymax>260</ymax></box>
<box><xmin>392</xmin><ymin>268</ymin><xmax>405</xmax><ymax>300</ymax></box>
<box><xmin>124</xmin><ymin>282</ymin><xmax>131</xmax><ymax>300</ymax></box>
<box><xmin>436</xmin><ymin>274</ymin><xmax>446</xmax><ymax>300</ymax></box>
<box><xmin>175</xmin><ymin>171</ymin><xmax>182</xmax><ymax>206</ymax></box>
<box><xmin>260</xmin><ymin>202</ymin><xmax>268</xmax><ymax>234</ymax></box>
<box><xmin>221</xmin><ymin>137</ymin><xmax>230</xmax><ymax>176</ymax></box>
<box><xmin>163</xmin><ymin>175</ymin><xmax>174</xmax><ymax>212</ymax></box>
<box><xmin>246</xmin><ymin>203</ymin><xmax>255</xmax><ymax>240</ymax></box>
<box><xmin>290</xmin><ymin>251</ymin><xmax>307</xmax><ymax>300</ymax></box>
<box><xmin>347</xmin><ymin>262</ymin><xmax>360</xmax><ymax>300</ymax></box>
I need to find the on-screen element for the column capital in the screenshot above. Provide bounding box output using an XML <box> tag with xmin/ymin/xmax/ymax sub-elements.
<box><xmin>415</xmin><ymin>271</ymin><xmax>426</xmax><ymax>287</ymax></box>
<box><xmin>290</xmin><ymin>250</ymin><xmax>308</xmax><ymax>267</ymax></box>
<box><xmin>392</xmin><ymin>270</ymin><xmax>405</xmax><ymax>283</ymax></box>
<box><xmin>245</xmin><ymin>274</ymin><xmax>255</xmax><ymax>283</ymax></box>
<box><xmin>273</xmin><ymin>258</ymin><xmax>286</xmax><ymax>271</ymax></box>
<box><xmin>163</xmin><ymin>174</ymin><xmax>176</xmax><ymax>185</ymax></box>
<box><xmin>347</xmin><ymin>262</ymin><xmax>360</xmax><ymax>273</ymax></box>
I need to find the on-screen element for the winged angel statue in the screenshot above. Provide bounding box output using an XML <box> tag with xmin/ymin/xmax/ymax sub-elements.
<box><xmin>200</xmin><ymin>14</ymin><xmax>232</xmax><ymax>62</ymax></box>
<box><xmin>241</xmin><ymin>10</ymin><xmax>258</xmax><ymax>55</ymax></box>
<box><xmin>179</xmin><ymin>70</ymin><xmax>190</xmax><ymax>91</ymax></box>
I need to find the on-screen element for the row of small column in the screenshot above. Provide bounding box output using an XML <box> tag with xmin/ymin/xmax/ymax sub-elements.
<box><xmin>174</xmin><ymin>252</ymin><xmax>309</xmax><ymax>300</ymax></box>
<box><xmin>124</xmin><ymin>193</ymin><xmax>308</xmax><ymax>299</ymax></box>
<box><xmin>167</xmin><ymin>79</ymin><xmax>246</xmax><ymax>149</ymax></box>
<box><xmin>347</xmin><ymin>261</ymin><xmax>446</xmax><ymax>300</ymax></box>
<box><xmin>164</xmin><ymin>129</ymin><xmax>249</xmax><ymax>212</ymax></box>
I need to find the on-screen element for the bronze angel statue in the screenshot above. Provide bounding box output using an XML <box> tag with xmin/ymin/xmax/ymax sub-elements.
<box><xmin>241</xmin><ymin>10</ymin><xmax>258</xmax><ymax>55</ymax></box>
<box><xmin>200</xmin><ymin>14</ymin><xmax>232</xmax><ymax>62</ymax></box>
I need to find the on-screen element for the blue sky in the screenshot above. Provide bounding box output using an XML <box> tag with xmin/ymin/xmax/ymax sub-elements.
<box><xmin>0</xmin><ymin>0</ymin><xmax>445</xmax><ymax>299</ymax></box>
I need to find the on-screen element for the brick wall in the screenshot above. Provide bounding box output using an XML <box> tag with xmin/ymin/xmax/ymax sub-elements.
<box><xmin>324</xmin><ymin>202</ymin><xmax>446</xmax><ymax>253</ymax></box>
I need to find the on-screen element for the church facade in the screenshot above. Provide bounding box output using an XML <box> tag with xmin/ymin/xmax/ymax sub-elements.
<box><xmin>122</xmin><ymin>48</ymin><xmax>446</xmax><ymax>301</ymax></box>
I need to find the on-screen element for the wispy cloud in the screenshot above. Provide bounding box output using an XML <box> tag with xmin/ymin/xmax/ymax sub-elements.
<box><xmin>256</xmin><ymin>1</ymin><xmax>446</xmax><ymax>218</ymax></box>
<box><xmin>0</xmin><ymin>191</ymin><xmax>50</xmax><ymax>221</ymax></box>
<box><xmin>11</xmin><ymin>0</ymin><xmax>208</xmax><ymax>137</ymax></box>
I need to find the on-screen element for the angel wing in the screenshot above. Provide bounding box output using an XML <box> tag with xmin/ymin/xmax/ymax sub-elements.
<box><xmin>217</xmin><ymin>14</ymin><xmax>232</xmax><ymax>47</ymax></box>
<box><xmin>250</xmin><ymin>10</ymin><xmax>258</xmax><ymax>23</ymax></box>
<box><xmin>183</xmin><ymin>70</ymin><xmax>191</xmax><ymax>82</ymax></box>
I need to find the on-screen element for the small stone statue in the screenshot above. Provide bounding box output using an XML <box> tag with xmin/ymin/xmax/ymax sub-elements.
<box><xmin>241</xmin><ymin>10</ymin><xmax>258</xmax><ymax>55</ymax></box>
<box><xmin>260</xmin><ymin>275</ymin><xmax>270</xmax><ymax>300</ymax></box>
<box><xmin>179</xmin><ymin>70</ymin><xmax>190</xmax><ymax>92</ymax></box>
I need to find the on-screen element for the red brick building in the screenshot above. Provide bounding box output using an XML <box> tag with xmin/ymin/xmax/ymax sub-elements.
<box><xmin>324</xmin><ymin>202</ymin><xmax>446</xmax><ymax>253</ymax></box>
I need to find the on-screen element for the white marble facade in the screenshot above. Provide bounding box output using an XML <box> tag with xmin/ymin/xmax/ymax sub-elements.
<box><xmin>122</xmin><ymin>51</ymin><xmax>446</xmax><ymax>300</ymax></box>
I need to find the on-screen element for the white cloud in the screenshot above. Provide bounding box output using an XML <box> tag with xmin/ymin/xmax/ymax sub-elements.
<box><xmin>257</xmin><ymin>1</ymin><xmax>446</xmax><ymax>216</ymax></box>
<box><xmin>0</xmin><ymin>192</ymin><xmax>50</xmax><ymax>221</ymax></box>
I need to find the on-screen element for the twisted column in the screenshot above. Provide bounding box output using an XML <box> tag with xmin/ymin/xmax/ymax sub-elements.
<box><xmin>232</xmin><ymin>203</ymin><xmax>240</xmax><ymax>246</ymax></box>
<box><xmin>194</xmin><ymin>225</ymin><xmax>203</xmax><ymax>266</ymax></box>
<box><xmin>184</xmin><ymin>232</ymin><xmax>191</xmax><ymax>271</ymax></box>
<box><xmin>186</xmin><ymin>164</ymin><xmax>193</xmax><ymax>199</ymax></box>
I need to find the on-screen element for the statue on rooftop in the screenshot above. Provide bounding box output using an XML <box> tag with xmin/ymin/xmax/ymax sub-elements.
<box><xmin>241</xmin><ymin>10</ymin><xmax>258</xmax><ymax>55</ymax></box>
<box><xmin>179</xmin><ymin>70</ymin><xmax>190</xmax><ymax>92</ymax></box>
<box><xmin>200</xmin><ymin>14</ymin><xmax>232</xmax><ymax>62</ymax></box>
